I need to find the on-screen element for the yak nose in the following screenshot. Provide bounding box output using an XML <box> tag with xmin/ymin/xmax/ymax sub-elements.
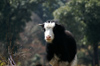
<box><xmin>46</xmin><ymin>35</ymin><xmax>51</xmax><ymax>40</ymax></box>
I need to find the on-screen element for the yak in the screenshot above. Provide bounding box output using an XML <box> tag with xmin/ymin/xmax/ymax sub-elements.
<box><xmin>39</xmin><ymin>20</ymin><xmax>77</xmax><ymax>66</ymax></box>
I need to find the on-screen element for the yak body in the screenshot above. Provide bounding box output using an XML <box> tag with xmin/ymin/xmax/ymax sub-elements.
<box><xmin>39</xmin><ymin>20</ymin><xmax>77</xmax><ymax>66</ymax></box>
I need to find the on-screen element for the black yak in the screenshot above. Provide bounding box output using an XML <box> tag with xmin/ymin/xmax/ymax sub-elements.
<box><xmin>39</xmin><ymin>20</ymin><xmax>77</xmax><ymax>66</ymax></box>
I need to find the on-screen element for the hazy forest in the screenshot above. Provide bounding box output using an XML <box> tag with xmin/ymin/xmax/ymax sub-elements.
<box><xmin>0</xmin><ymin>0</ymin><xmax>100</xmax><ymax>66</ymax></box>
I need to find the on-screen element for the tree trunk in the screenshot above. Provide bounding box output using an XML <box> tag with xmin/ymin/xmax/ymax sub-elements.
<box><xmin>93</xmin><ymin>43</ymin><xmax>99</xmax><ymax>66</ymax></box>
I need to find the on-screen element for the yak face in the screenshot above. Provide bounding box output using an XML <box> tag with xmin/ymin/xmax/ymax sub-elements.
<box><xmin>39</xmin><ymin>21</ymin><xmax>56</xmax><ymax>43</ymax></box>
<box><xmin>44</xmin><ymin>22</ymin><xmax>55</xmax><ymax>43</ymax></box>
<box><xmin>39</xmin><ymin>20</ymin><xmax>65</xmax><ymax>43</ymax></box>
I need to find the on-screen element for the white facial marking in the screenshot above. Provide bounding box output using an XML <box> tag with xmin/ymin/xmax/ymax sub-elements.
<box><xmin>44</xmin><ymin>22</ymin><xmax>55</xmax><ymax>43</ymax></box>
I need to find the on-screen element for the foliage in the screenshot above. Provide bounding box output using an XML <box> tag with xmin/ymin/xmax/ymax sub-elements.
<box><xmin>0</xmin><ymin>0</ymin><xmax>32</xmax><ymax>59</ymax></box>
<box><xmin>0</xmin><ymin>0</ymin><xmax>68</xmax><ymax>65</ymax></box>
<box><xmin>53</xmin><ymin>0</ymin><xmax>100</xmax><ymax>65</ymax></box>
<box><xmin>77</xmin><ymin>45</ymin><xmax>93</xmax><ymax>65</ymax></box>
<box><xmin>1</xmin><ymin>0</ymin><xmax>99</xmax><ymax>65</ymax></box>
<box><xmin>66</xmin><ymin>0</ymin><xmax>100</xmax><ymax>44</ymax></box>
<box><xmin>30</xmin><ymin>54</ymin><xmax>41</xmax><ymax>66</ymax></box>
<box><xmin>33</xmin><ymin>0</ymin><xmax>67</xmax><ymax>21</ymax></box>
<box><xmin>53</xmin><ymin>0</ymin><xmax>85</xmax><ymax>44</ymax></box>
<box><xmin>0</xmin><ymin>60</ymin><xmax>6</xmax><ymax>66</ymax></box>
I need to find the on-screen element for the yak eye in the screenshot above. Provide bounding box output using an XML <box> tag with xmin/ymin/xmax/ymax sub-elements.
<box><xmin>47</xmin><ymin>20</ymin><xmax>50</xmax><ymax>23</ymax></box>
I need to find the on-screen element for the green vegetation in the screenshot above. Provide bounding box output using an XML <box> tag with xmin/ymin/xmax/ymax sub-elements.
<box><xmin>53</xmin><ymin>0</ymin><xmax>100</xmax><ymax>66</ymax></box>
<box><xmin>0</xmin><ymin>0</ymin><xmax>100</xmax><ymax>66</ymax></box>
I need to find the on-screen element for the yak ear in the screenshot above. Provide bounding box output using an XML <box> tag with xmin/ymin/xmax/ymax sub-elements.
<box><xmin>38</xmin><ymin>24</ymin><xmax>44</xmax><ymax>28</ymax></box>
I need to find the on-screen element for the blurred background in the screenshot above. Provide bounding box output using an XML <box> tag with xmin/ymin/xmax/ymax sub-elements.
<box><xmin>0</xmin><ymin>0</ymin><xmax>100</xmax><ymax>66</ymax></box>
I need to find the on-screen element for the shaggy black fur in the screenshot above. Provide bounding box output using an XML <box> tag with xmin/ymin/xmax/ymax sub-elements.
<box><xmin>40</xmin><ymin>21</ymin><xmax>77</xmax><ymax>63</ymax></box>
